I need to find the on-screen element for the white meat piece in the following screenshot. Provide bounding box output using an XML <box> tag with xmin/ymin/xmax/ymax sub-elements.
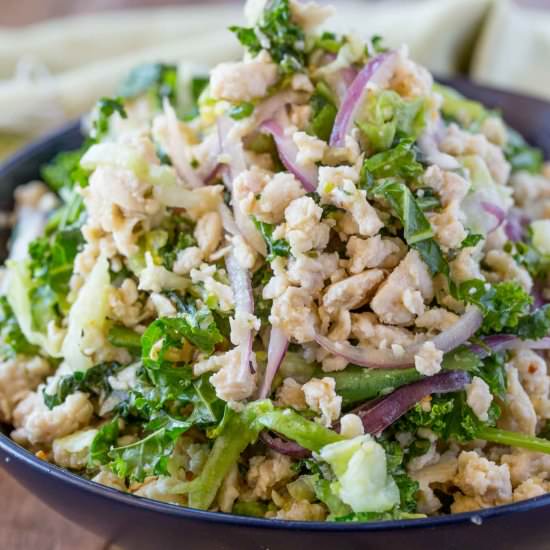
<box><xmin>301</xmin><ymin>377</ymin><xmax>342</xmax><ymax>427</ymax></box>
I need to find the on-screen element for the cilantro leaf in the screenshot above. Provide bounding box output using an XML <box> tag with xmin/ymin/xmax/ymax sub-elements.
<box><xmin>230</xmin><ymin>0</ymin><xmax>305</xmax><ymax>74</ymax></box>
<box><xmin>252</xmin><ymin>217</ymin><xmax>291</xmax><ymax>261</ymax></box>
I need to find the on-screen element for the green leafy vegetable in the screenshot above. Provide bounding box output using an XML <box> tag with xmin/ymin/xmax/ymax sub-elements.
<box><xmin>434</xmin><ymin>83</ymin><xmax>491</xmax><ymax>130</ymax></box>
<box><xmin>0</xmin><ymin>296</ymin><xmax>39</xmax><ymax>359</ymax></box>
<box><xmin>89</xmin><ymin>417</ymin><xmax>120</xmax><ymax>467</ymax></box>
<box><xmin>315</xmin><ymin>31</ymin><xmax>343</xmax><ymax>54</ymax></box>
<box><xmin>41</xmin><ymin>145</ymin><xmax>91</xmax><ymax>194</ymax></box>
<box><xmin>458</xmin><ymin>280</ymin><xmax>532</xmax><ymax>334</ymax></box>
<box><xmin>107</xmin><ymin>324</ymin><xmax>143</xmax><ymax>351</ymax></box>
<box><xmin>252</xmin><ymin>217</ymin><xmax>291</xmax><ymax>261</ymax></box>
<box><xmin>229</xmin><ymin>102</ymin><xmax>255</xmax><ymax>120</ymax></box>
<box><xmin>504</xmin><ymin>128</ymin><xmax>543</xmax><ymax>174</ymax></box>
<box><xmin>119</xmin><ymin>62</ymin><xmax>178</xmax><ymax>106</ymax></box>
<box><xmin>515</xmin><ymin>305</ymin><xmax>550</xmax><ymax>341</ymax></box>
<box><xmin>93</xmin><ymin>97</ymin><xmax>128</xmax><ymax>140</ymax></box>
<box><xmin>357</xmin><ymin>91</ymin><xmax>427</xmax><ymax>152</ymax></box>
<box><xmin>460</xmin><ymin>232</ymin><xmax>484</xmax><ymax>248</ymax></box>
<box><xmin>43</xmin><ymin>362</ymin><xmax>124</xmax><ymax>409</ymax></box>
<box><xmin>307</xmin><ymin>82</ymin><xmax>338</xmax><ymax>141</ymax></box>
<box><xmin>230</xmin><ymin>0</ymin><xmax>305</xmax><ymax>74</ymax></box>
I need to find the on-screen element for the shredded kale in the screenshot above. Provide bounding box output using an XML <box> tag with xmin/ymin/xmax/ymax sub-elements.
<box><xmin>307</xmin><ymin>82</ymin><xmax>338</xmax><ymax>142</ymax></box>
<box><xmin>107</xmin><ymin>324</ymin><xmax>142</xmax><ymax>351</ymax></box>
<box><xmin>93</xmin><ymin>97</ymin><xmax>128</xmax><ymax>140</ymax></box>
<box><xmin>141</xmin><ymin>299</ymin><xmax>224</xmax><ymax>363</ymax></box>
<box><xmin>252</xmin><ymin>217</ymin><xmax>291</xmax><ymax>261</ymax></box>
<box><xmin>119</xmin><ymin>62</ymin><xmax>178</xmax><ymax>106</ymax></box>
<box><xmin>229</xmin><ymin>102</ymin><xmax>255</xmax><ymax>120</ymax></box>
<box><xmin>458</xmin><ymin>280</ymin><xmax>532</xmax><ymax>334</ymax></box>
<box><xmin>0</xmin><ymin>297</ymin><xmax>39</xmax><ymax>359</ymax></box>
<box><xmin>315</xmin><ymin>31</ymin><xmax>344</xmax><ymax>54</ymax></box>
<box><xmin>43</xmin><ymin>362</ymin><xmax>124</xmax><ymax>409</ymax></box>
<box><xmin>504</xmin><ymin>128</ymin><xmax>543</xmax><ymax>175</ymax></box>
<box><xmin>41</xmin><ymin>144</ymin><xmax>91</xmax><ymax>194</ymax></box>
<box><xmin>27</xmin><ymin>227</ymin><xmax>84</xmax><ymax>332</ymax></box>
<box><xmin>357</xmin><ymin>91</ymin><xmax>427</xmax><ymax>153</ymax></box>
<box><xmin>230</xmin><ymin>0</ymin><xmax>306</xmax><ymax>74</ymax></box>
<box><xmin>460</xmin><ymin>232</ymin><xmax>484</xmax><ymax>248</ymax></box>
<box><xmin>515</xmin><ymin>305</ymin><xmax>550</xmax><ymax>341</ymax></box>
<box><xmin>370</xmin><ymin>35</ymin><xmax>389</xmax><ymax>54</ymax></box>
<box><xmin>415</xmin><ymin>188</ymin><xmax>441</xmax><ymax>212</ymax></box>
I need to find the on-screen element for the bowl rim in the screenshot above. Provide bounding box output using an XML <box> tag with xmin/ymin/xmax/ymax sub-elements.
<box><xmin>2</xmin><ymin>431</ymin><xmax>550</xmax><ymax>532</ymax></box>
<box><xmin>1</xmin><ymin>81</ymin><xmax>550</xmax><ymax>533</ymax></box>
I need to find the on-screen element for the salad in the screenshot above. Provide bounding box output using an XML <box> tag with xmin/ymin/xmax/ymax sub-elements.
<box><xmin>2</xmin><ymin>0</ymin><xmax>550</xmax><ymax>522</ymax></box>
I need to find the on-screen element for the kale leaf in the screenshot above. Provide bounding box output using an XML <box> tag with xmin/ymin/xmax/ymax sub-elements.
<box><xmin>504</xmin><ymin>128</ymin><xmax>543</xmax><ymax>175</ymax></box>
<box><xmin>230</xmin><ymin>0</ymin><xmax>306</xmax><ymax>74</ymax></box>
<box><xmin>41</xmin><ymin>144</ymin><xmax>91</xmax><ymax>194</ymax></box>
<box><xmin>252</xmin><ymin>217</ymin><xmax>291</xmax><ymax>261</ymax></box>
<box><xmin>307</xmin><ymin>82</ymin><xmax>337</xmax><ymax>142</ymax></box>
<box><xmin>119</xmin><ymin>62</ymin><xmax>178</xmax><ymax>106</ymax></box>
<box><xmin>93</xmin><ymin>97</ymin><xmax>128</xmax><ymax>140</ymax></box>
<box><xmin>43</xmin><ymin>362</ymin><xmax>124</xmax><ymax>409</ymax></box>
<box><xmin>0</xmin><ymin>297</ymin><xmax>38</xmax><ymax>359</ymax></box>
<box><xmin>458</xmin><ymin>280</ymin><xmax>532</xmax><ymax>334</ymax></box>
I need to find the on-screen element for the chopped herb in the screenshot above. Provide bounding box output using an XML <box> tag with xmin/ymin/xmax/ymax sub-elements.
<box><xmin>229</xmin><ymin>102</ymin><xmax>255</xmax><ymax>120</ymax></box>
<box><xmin>93</xmin><ymin>97</ymin><xmax>128</xmax><ymax>140</ymax></box>
<box><xmin>252</xmin><ymin>217</ymin><xmax>291</xmax><ymax>261</ymax></box>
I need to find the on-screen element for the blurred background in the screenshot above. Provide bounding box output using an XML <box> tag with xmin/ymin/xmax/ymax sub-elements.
<box><xmin>0</xmin><ymin>0</ymin><xmax>549</xmax><ymax>161</ymax></box>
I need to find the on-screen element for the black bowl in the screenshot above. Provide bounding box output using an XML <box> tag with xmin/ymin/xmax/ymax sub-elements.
<box><xmin>1</xmin><ymin>80</ymin><xmax>550</xmax><ymax>550</ymax></box>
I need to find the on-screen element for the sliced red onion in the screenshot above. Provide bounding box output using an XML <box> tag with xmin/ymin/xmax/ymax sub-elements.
<box><xmin>315</xmin><ymin>307</ymin><xmax>482</xmax><ymax>368</ymax></box>
<box><xmin>329</xmin><ymin>52</ymin><xmax>396</xmax><ymax>147</ymax></box>
<box><xmin>195</xmin><ymin>132</ymin><xmax>221</xmax><ymax>182</ymax></box>
<box><xmin>333</xmin><ymin>66</ymin><xmax>359</xmax><ymax>105</ymax></box>
<box><xmin>258</xmin><ymin>327</ymin><xmax>289</xmax><ymax>399</ymax></box>
<box><xmin>417</xmin><ymin>132</ymin><xmax>460</xmax><ymax>171</ymax></box>
<box><xmin>253</xmin><ymin>90</ymin><xmax>305</xmax><ymax>128</ymax></box>
<box><xmin>350</xmin><ymin>370</ymin><xmax>471</xmax><ymax>435</ymax></box>
<box><xmin>225</xmin><ymin>250</ymin><xmax>255</xmax><ymax>375</ymax></box>
<box><xmin>217</xmin><ymin>116</ymin><xmax>266</xmax><ymax>255</ymax></box>
<box><xmin>162</xmin><ymin>99</ymin><xmax>203</xmax><ymax>188</ymax></box>
<box><xmin>263</xmin><ymin>370</ymin><xmax>471</xmax><ymax>456</ymax></box>
<box><xmin>481</xmin><ymin>201</ymin><xmax>507</xmax><ymax>233</ymax></box>
<box><xmin>260</xmin><ymin>432</ymin><xmax>311</xmax><ymax>459</ymax></box>
<box><xmin>261</xmin><ymin>119</ymin><xmax>317</xmax><ymax>192</ymax></box>
<box><xmin>505</xmin><ymin>208</ymin><xmax>529</xmax><ymax>242</ymax></box>
<box><xmin>532</xmin><ymin>280</ymin><xmax>548</xmax><ymax>309</ymax></box>
<box><xmin>470</xmin><ymin>334</ymin><xmax>550</xmax><ymax>357</ymax></box>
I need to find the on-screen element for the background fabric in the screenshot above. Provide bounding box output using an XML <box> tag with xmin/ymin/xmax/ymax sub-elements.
<box><xmin>0</xmin><ymin>0</ymin><xmax>549</xmax><ymax>159</ymax></box>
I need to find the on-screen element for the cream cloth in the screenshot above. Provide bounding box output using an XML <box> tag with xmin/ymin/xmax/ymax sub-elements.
<box><xmin>0</xmin><ymin>0</ymin><xmax>549</xmax><ymax>159</ymax></box>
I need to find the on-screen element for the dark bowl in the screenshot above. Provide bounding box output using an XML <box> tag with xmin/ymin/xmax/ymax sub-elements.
<box><xmin>1</xmin><ymin>80</ymin><xmax>550</xmax><ymax>550</ymax></box>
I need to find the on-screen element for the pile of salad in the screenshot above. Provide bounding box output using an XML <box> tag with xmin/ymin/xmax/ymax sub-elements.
<box><xmin>2</xmin><ymin>0</ymin><xmax>550</xmax><ymax>522</ymax></box>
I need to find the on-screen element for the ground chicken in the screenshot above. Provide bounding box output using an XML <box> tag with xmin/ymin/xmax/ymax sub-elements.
<box><xmin>209</xmin><ymin>347</ymin><xmax>257</xmax><ymax>402</ymax></box>
<box><xmin>301</xmin><ymin>377</ymin><xmax>342</xmax><ymax>427</ymax></box>
<box><xmin>287</xmin><ymin>252</ymin><xmax>339</xmax><ymax>297</ymax></box>
<box><xmin>371</xmin><ymin>250</ymin><xmax>433</xmax><ymax>325</ymax></box>
<box><xmin>423</xmin><ymin>165</ymin><xmax>470</xmax><ymax>207</ymax></box>
<box><xmin>190</xmin><ymin>264</ymin><xmax>234</xmax><ymax>312</ymax></box>
<box><xmin>275</xmin><ymin>500</ymin><xmax>327</xmax><ymax>521</ymax></box>
<box><xmin>339</xmin><ymin>413</ymin><xmax>365</xmax><ymax>439</ymax></box>
<box><xmin>466</xmin><ymin>376</ymin><xmax>493</xmax><ymax>422</ymax></box>
<box><xmin>92</xmin><ymin>468</ymin><xmax>127</xmax><ymax>491</ymax></box>
<box><xmin>172</xmin><ymin>246</ymin><xmax>203</xmax><ymax>275</ymax></box>
<box><xmin>283</xmin><ymin>196</ymin><xmax>331</xmax><ymax>254</ymax></box>
<box><xmin>275</xmin><ymin>378</ymin><xmax>307</xmax><ymax>410</ymax></box>
<box><xmin>231</xmin><ymin>234</ymin><xmax>257</xmax><ymax>270</ymax></box>
<box><xmin>453</xmin><ymin>451</ymin><xmax>512</xmax><ymax>506</ymax></box>
<box><xmin>351</xmin><ymin>312</ymin><xmax>416</xmax><ymax>350</ymax></box>
<box><xmin>509</xmin><ymin>348</ymin><xmax>550</xmax><ymax>423</ymax></box>
<box><xmin>498</xmin><ymin>364</ymin><xmax>537</xmax><ymax>436</ymax></box>
<box><xmin>322</xmin><ymin>269</ymin><xmax>385</xmax><ymax>315</ymax></box>
<box><xmin>501</xmin><ymin>449</ymin><xmax>550</xmax><ymax>486</ymax></box>
<box><xmin>346</xmin><ymin>235</ymin><xmax>405</xmax><ymax>274</ymax></box>
<box><xmin>293</xmin><ymin>131</ymin><xmax>327</xmax><ymax>168</ymax></box>
<box><xmin>270</xmin><ymin>286</ymin><xmax>317</xmax><ymax>343</ymax></box>
<box><xmin>247</xmin><ymin>452</ymin><xmax>295</xmax><ymax>500</ymax></box>
<box><xmin>512</xmin><ymin>478</ymin><xmax>548</xmax><ymax>502</ymax></box>
<box><xmin>11</xmin><ymin>391</ymin><xmax>94</xmax><ymax>446</ymax></box>
<box><xmin>210</xmin><ymin>50</ymin><xmax>278</xmax><ymax>102</ymax></box>
<box><xmin>0</xmin><ymin>356</ymin><xmax>50</xmax><ymax>423</ymax></box>
<box><xmin>133</xmin><ymin>477</ymin><xmax>186</xmax><ymax>505</ymax></box>
<box><xmin>414</xmin><ymin>342</ymin><xmax>443</xmax><ymax>376</ymax></box>
<box><xmin>415</xmin><ymin>308</ymin><xmax>459</xmax><ymax>332</ymax></box>
<box><xmin>484</xmin><ymin>250</ymin><xmax>533</xmax><ymax>293</ymax></box>
<box><xmin>217</xmin><ymin>464</ymin><xmax>241</xmax><ymax>513</ymax></box>
<box><xmin>427</xmin><ymin>201</ymin><xmax>467</xmax><ymax>251</ymax></box>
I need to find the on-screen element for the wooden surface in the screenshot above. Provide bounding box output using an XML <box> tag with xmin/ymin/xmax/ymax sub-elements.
<box><xmin>0</xmin><ymin>468</ymin><xmax>106</xmax><ymax>550</ymax></box>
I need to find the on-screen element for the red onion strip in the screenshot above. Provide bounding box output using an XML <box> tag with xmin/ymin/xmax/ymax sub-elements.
<box><xmin>470</xmin><ymin>334</ymin><xmax>550</xmax><ymax>357</ymax></box>
<box><xmin>315</xmin><ymin>307</ymin><xmax>482</xmax><ymax>369</ymax></box>
<box><xmin>258</xmin><ymin>327</ymin><xmax>289</xmax><ymax>399</ymax></box>
<box><xmin>261</xmin><ymin>119</ymin><xmax>317</xmax><ymax>192</ymax></box>
<box><xmin>225</xmin><ymin>250</ymin><xmax>255</xmax><ymax>375</ymax></box>
<box><xmin>217</xmin><ymin>116</ymin><xmax>266</xmax><ymax>255</ymax></box>
<box><xmin>351</xmin><ymin>370</ymin><xmax>471</xmax><ymax>435</ymax></box>
<box><xmin>163</xmin><ymin>99</ymin><xmax>203</xmax><ymax>188</ymax></box>
<box><xmin>263</xmin><ymin>370</ymin><xmax>471</xmax><ymax>456</ymax></box>
<box><xmin>329</xmin><ymin>52</ymin><xmax>395</xmax><ymax>147</ymax></box>
<box><xmin>481</xmin><ymin>201</ymin><xmax>506</xmax><ymax>233</ymax></box>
